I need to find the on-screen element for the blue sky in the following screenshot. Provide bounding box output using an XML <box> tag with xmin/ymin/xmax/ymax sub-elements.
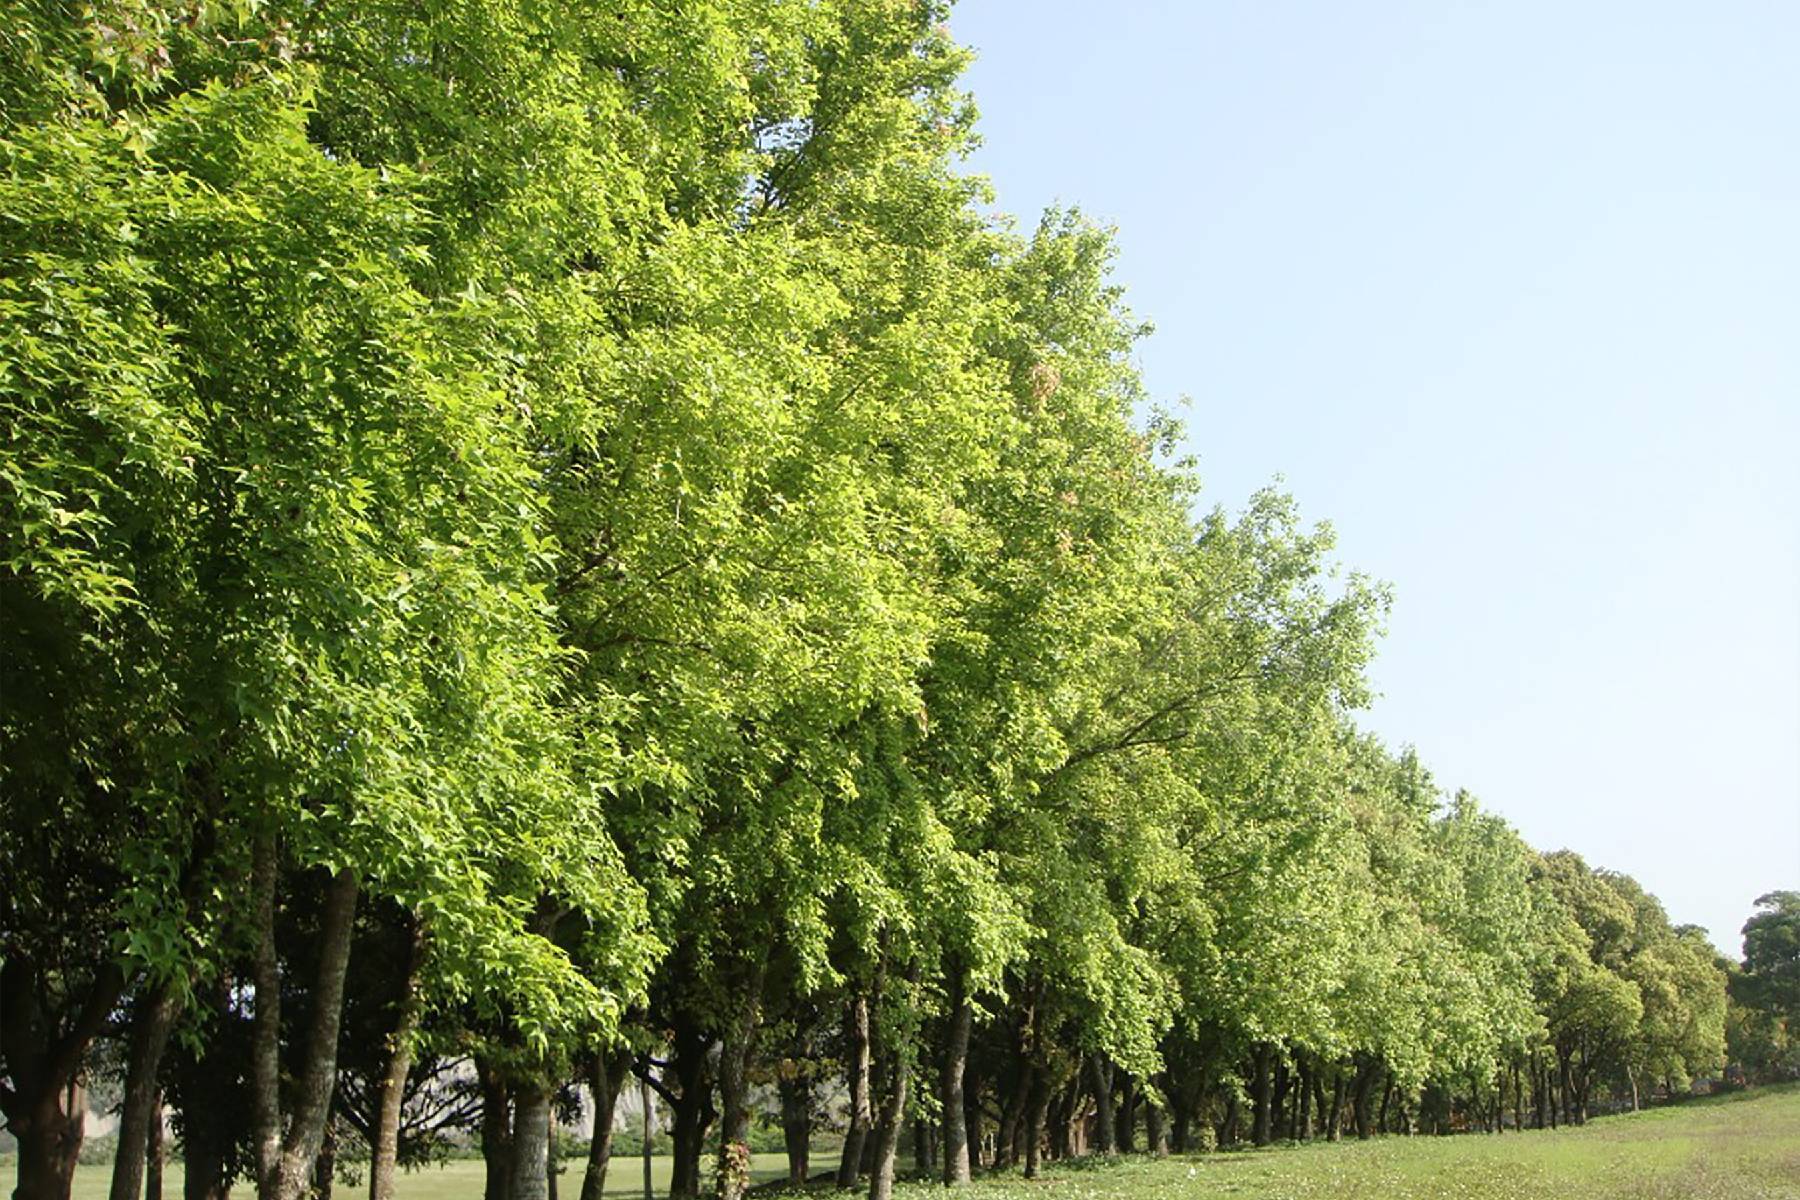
<box><xmin>947</xmin><ymin>1</ymin><xmax>1799</xmax><ymax>954</ymax></box>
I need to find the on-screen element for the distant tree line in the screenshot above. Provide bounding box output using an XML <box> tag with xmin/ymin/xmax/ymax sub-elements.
<box><xmin>1</xmin><ymin>7</ymin><xmax>1785</xmax><ymax>1200</ymax></box>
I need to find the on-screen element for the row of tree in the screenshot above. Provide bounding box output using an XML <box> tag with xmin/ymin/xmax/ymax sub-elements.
<box><xmin>0</xmin><ymin>7</ymin><xmax>1781</xmax><ymax>1200</ymax></box>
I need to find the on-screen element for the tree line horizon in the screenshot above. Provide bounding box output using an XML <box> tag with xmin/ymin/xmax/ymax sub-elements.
<box><xmin>2</xmin><ymin>8</ymin><xmax>1795</xmax><ymax>1200</ymax></box>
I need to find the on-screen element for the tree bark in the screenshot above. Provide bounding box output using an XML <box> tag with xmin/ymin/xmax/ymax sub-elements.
<box><xmin>110</xmin><ymin>981</ymin><xmax>182</xmax><ymax>1200</ymax></box>
<box><xmin>371</xmin><ymin>918</ymin><xmax>428</xmax><ymax>1200</ymax></box>
<box><xmin>267</xmin><ymin>868</ymin><xmax>360</xmax><ymax>1200</ymax></box>
<box><xmin>778</xmin><ymin>1075</ymin><xmax>811</xmax><ymax>1184</ymax></box>
<box><xmin>866</xmin><ymin>1045</ymin><xmax>907</xmax><ymax>1200</ymax></box>
<box><xmin>479</xmin><ymin>1060</ymin><xmax>514</xmax><ymax>1200</ymax></box>
<box><xmin>251</xmin><ymin>833</ymin><xmax>283</xmax><ymax>1199</ymax></box>
<box><xmin>145</xmin><ymin>1092</ymin><xmax>165</xmax><ymax>1200</ymax></box>
<box><xmin>939</xmin><ymin>974</ymin><xmax>972</xmax><ymax>1186</ymax></box>
<box><xmin>667</xmin><ymin>1017</ymin><xmax>715</xmax><ymax>1200</ymax></box>
<box><xmin>1250</xmin><ymin>1045</ymin><xmax>1274</xmax><ymax>1147</ymax></box>
<box><xmin>1022</xmin><ymin>1066</ymin><xmax>1049</xmax><ymax>1179</ymax></box>
<box><xmin>715</xmin><ymin>977</ymin><xmax>763</xmax><ymax>1200</ymax></box>
<box><xmin>835</xmin><ymin>995</ymin><xmax>872</xmax><ymax>1189</ymax></box>
<box><xmin>508</xmin><ymin>1084</ymin><xmax>552</xmax><ymax>1200</ymax></box>
<box><xmin>1327</xmin><ymin>1070</ymin><xmax>1345</xmax><ymax>1142</ymax></box>
<box><xmin>580</xmin><ymin>1048</ymin><xmax>632</xmax><ymax>1200</ymax></box>
<box><xmin>1085</xmin><ymin>1054</ymin><xmax>1115</xmax><ymax>1154</ymax></box>
<box><xmin>1114</xmin><ymin>1072</ymin><xmax>1136</xmax><ymax>1154</ymax></box>
<box><xmin>1351</xmin><ymin>1059</ymin><xmax>1379</xmax><ymax>1141</ymax></box>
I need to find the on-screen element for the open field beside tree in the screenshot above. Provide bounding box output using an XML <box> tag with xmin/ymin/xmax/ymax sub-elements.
<box><xmin>21</xmin><ymin>1087</ymin><xmax>1798</xmax><ymax>1200</ymax></box>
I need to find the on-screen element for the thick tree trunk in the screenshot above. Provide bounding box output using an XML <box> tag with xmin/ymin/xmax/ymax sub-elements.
<box><xmin>11</xmin><ymin>1077</ymin><xmax>87</xmax><ymax>1200</ymax></box>
<box><xmin>715</xmin><ymin>981</ymin><xmax>762</xmax><ymax>1200</ymax></box>
<box><xmin>1143</xmin><ymin>1097</ymin><xmax>1167</xmax><ymax>1158</ymax></box>
<box><xmin>866</xmin><ymin>1047</ymin><xmax>907</xmax><ymax>1200</ymax></box>
<box><xmin>1250</xmin><ymin>1045</ymin><xmax>1274</xmax><ymax>1147</ymax></box>
<box><xmin>778</xmin><ymin>1076</ymin><xmax>811</xmax><ymax>1185</ymax></box>
<box><xmin>1114</xmin><ymin>1072</ymin><xmax>1136</xmax><ymax>1154</ymax></box>
<box><xmin>667</xmin><ymin>1018</ymin><xmax>715</xmax><ymax>1200</ymax></box>
<box><xmin>1085</xmin><ymin>1054</ymin><xmax>1115</xmax><ymax>1154</ymax></box>
<box><xmin>371</xmin><ymin>920</ymin><xmax>428</xmax><ymax>1200</ymax></box>
<box><xmin>1022</xmin><ymin>1066</ymin><xmax>1049</xmax><ymax>1179</ymax></box>
<box><xmin>836</xmin><ymin>996</ymin><xmax>872</xmax><ymax>1189</ymax></box>
<box><xmin>479</xmin><ymin>1060</ymin><xmax>514</xmax><ymax>1200</ymax></box>
<box><xmin>508</xmin><ymin>1084</ymin><xmax>552</xmax><ymax>1200</ymax></box>
<box><xmin>581</xmin><ymin>1049</ymin><xmax>632</xmax><ymax>1200</ymax></box>
<box><xmin>313</xmin><ymin>1122</ymin><xmax>337</xmax><ymax>1200</ymax></box>
<box><xmin>110</xmin><ymin>981</ymin><xmax>182</xmax><ymax>1200</ymax></box>
<box><xmin>1351</xmin><ymin>1060</ymin><xmax>1379</xmax><ymax>1141</ymax></box>
<box><xmin>939</xmin><ymin>975</ymin><xmax>972</xmax><ymax>1186</ymax></box>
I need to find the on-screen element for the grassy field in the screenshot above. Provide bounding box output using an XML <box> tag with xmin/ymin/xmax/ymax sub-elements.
<box><xmin>30</xmin><ymin>1086</ymin><xmax>1800</xmax><ymax>1200</ymax></box>
<box><xmin>52</xmin><ymin>1152</ymin><xmax>828</xmax><ymax>1200</ymax></box>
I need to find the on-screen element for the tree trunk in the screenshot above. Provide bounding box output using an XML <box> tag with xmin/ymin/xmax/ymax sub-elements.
<box><xmin>866</xmin><ymin>1047</ymin><xmax>908</xmax><ymax>1200</ymax></box>
<box><xmin>1250</xmin><ymin>1045</ymin><xmax>1274</xmax><ymax>1147</ymax></box>
<box><xmin>251</xmin><ymin>834</ymin><xmax>283</xmax><ymax>1198</ymax></box>
<box><xmin>778</xmin><ymin>1075</ymin><xmax>811</xmax><ymax>1185</ymax></box>
<box><xmin>145</xmin><ymin>1092</ymin><xmax>165</xmax><ymax>1200</ymax></box>
<box><xmin>110</xmin><ymin>981</ymin><xmax>182</xmax><ymax>1200</ymax></box>
<box><xmin>715</xmin><ymin>979</ymin><xmax>762</xmax><ymax>1200</ymax></box>
<box><xmin>249</xmin><ymin>847</ymin><xmax>361</xmax><ymax>1200</ymax></box>
<box><xmin>581</xmin><ymin>1049</ymin><xmax>632</xmax><ymax>1200</ymax></box>
<box><xmin>479</xmin><ymin>1059</ymin><xmax>513</xmax><ymax>1200</ymax></box>
<box><xmin>509</xmin><ymin>1084</ymin><xmax>552</xmax><ymax>1200</ymax></box>
<box><xmin>836</xmin><ymin>995</ymin><xmax>872</xmax><ymax>1189</ymax></box>
<box><xmin>371</xmin><ymin>919</ymin><xmax>428</xmax><ymax>1200</ymax></box>
<box><xmin>1143</xmin><ymin>1097</ymin><xmax>1167</xmax><ymax>1158</ymax></box>
<box><xmin>939</xmin><ymin>975</ymin><xmax>972</xmax><ymax>1186</ymax></box>
<box><xmin>640</xmin><ymin>1069</ymin><xmax>654</xmax><ymax>1200</ymax></box>
<box><xmin>1085</xmin><ymin>1054</ymin><xmax>1115</xmax><ymax>1154</ymax></box>
<box><xmin>313</xmin><ymin>1122</ymin><xmax>337</xmax><ymax>1200</ymax></box>
<box><xmin>1351</xmin><ymin>1060</ymin><xmax>1379</xmax><ymax>1141</ymax></box>
<box><xmin>667</xmin><ymin>1018</ymin><xmax>715</xmax><ymax>1200</ymax></box>
<box><xmin>1114</xmin><ymin>1072</ymin><xmax>1136</xmax><ymax>1154</ymax></box>
<box><xmin>1022</xmin><ymin>1066</ymin><xmax>1049</xmax><ymax>1179</ymax></box>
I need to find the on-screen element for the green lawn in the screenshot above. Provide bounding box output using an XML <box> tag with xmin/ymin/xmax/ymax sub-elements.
<box><xmin>32</xmin><ymin>1086</ymin><xmax>1800</xmax><ymax>1200</ymax></box>
<box><xmin>55</xmin><ymin>1152</ymin><xmax>830</xmax><ymax>1200</ymax></box>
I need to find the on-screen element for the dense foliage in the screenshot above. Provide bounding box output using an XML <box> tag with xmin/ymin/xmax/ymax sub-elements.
<box><xmin>0</xmin><ymin>6</ymin><xmax>1757</xmax><ymax>1200</ymax></box>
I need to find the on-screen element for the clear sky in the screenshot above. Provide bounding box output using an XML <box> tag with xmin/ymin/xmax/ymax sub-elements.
<box><xmin>947</xmin><ymin>1</ymin><xmax>1799</xmax><ymax>955</ymax></box>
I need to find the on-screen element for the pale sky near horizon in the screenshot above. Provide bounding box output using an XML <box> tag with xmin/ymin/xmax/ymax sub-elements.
<box><xmin>948</xmin><ymin>2</ymin><xmax>1799</xmax><ymax>955</ymax></box>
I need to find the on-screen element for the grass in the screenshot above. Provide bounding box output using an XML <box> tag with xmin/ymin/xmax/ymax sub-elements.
<box><xmin>29</xmin><ymin>1086</ymin><xmax>1800</xmax><ymax>1200</ymax></box>
<box><xmin>52</xmin><ymin>1152</ymin><xmax>827</xmax><ymax>1200</ymax></box>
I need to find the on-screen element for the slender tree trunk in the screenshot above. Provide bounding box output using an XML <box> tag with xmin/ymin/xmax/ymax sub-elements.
<box><xmin>1085</xmin><ymin>1054</ymin><xmax>1115</xmax><ymax>1154</ymax></box>
<box><xmin>509</xmin><ymin>1084</ymin><xmax>552</xmax><ymax>1200</ymax></box>
<box><xmin>145</xmin><ymin>1092</ymin><xmax>165</xmax><ymax>1200</ymax></box>
<box><xmin>251</xmin><ymin>834</ymin><xmax>283</xmax><ymax>1198</ymax></box>
<box><xmin>270</xmin><ymin>868</ymin><xmax>359</xmax><ymax>1200</ymax></box>
<box><xmin>313</xmin><ymin>1122</ymin><xmax>337</xmax><ymax>1200</ymax></box>
<box><xmin>640</xmin><ymin>1068</ymin><xmax>654</xmax><ymax>1200</ymax></box>
<box><xmin>1327</xmin><ymin>1070</ymin><xmax>1345</xmax><ymax>1142</ymax></box>
<box><xmin>371</xmin><ymin>919</ymin><xmax>428</xmax><ymax>1200</ymax></box>
<box><xmin>836</xmin><ymin>995</ymin><xmax>872</xmax><ymax>1189</ymax></box>
<box><xmin>939</xmin><ymin>973</ymin><xmax>972</xmax><ymax>1186</ymax></box>
<box><xmin>580</xmin><ymin>1049</ymin><xmax>632</xmax><ymax>1200</ymax></box>
<box><xmin>111</xmin><ymin>981</ymin><xmax>183</xmax><ymax>1200</ymax></box>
